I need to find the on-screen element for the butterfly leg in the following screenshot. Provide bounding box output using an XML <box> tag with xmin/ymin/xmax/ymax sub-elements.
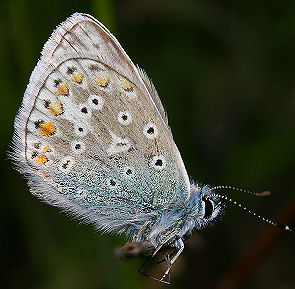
<box><xmin>159</xmin><ymin>238</ymin><xmax>184</xmax><ymax>282</ymax></box>
<box><xmin>156</xmin><ymin>247</ymin><xmax>177</xmax><ymax>264</ymax></box>
<box><xmin>152</xmin><ymin>230</ymin><xmax>180</xmax><ymax>258</ymax></box>
<box><xmin>138</xmin><ymin>250</ymin><xmax>171</xmax><ymax>284</ymax></box>
<box><xmin>159</xmin><ymin>251</ymin><xmax>171</xmax><ymax>284</ymax></box>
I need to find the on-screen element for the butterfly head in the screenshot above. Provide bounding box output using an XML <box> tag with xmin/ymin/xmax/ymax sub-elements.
<box><xmin>189</xmin><ymin>184</ymin><xmax>225</xmax><ymax>229</ymax></box>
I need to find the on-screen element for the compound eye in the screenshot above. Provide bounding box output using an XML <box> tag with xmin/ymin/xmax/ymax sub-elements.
<box><xmin>202</xmin><ymin>197</ymin><xmax>214</xmax><ymax>219</ymax></box>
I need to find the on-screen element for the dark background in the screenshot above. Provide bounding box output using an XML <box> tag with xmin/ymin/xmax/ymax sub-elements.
<box><xmin>1</xmin><ymin>1</ymin><xmax>294</xmax><ymax>288</ymax></box>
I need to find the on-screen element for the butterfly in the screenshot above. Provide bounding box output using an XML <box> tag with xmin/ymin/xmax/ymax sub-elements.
<box><xmin>10</xmin><ymin>13</ymin><xmax>290</xmax><ymax>283</ymax></box>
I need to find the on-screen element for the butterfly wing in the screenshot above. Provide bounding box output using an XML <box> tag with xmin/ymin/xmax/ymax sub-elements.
<box><xmin>11</xmin><ymin>13</ymin><xmax>190</xmax><ymax>234</ymax></box>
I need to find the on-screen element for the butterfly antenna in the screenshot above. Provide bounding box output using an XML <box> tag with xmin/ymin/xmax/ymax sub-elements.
<box><xmin>210</xmin><ymin>185</ymin><xmax>271</xmax><ymax>197</ymax></box>
<box><xmin>211</xmin><ymin>193</ymin><xmax>291</xmax><ymax>232</ymax></box>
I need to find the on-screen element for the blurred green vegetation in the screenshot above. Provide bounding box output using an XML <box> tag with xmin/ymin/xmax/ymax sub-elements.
<box><xmin>1</xmin><ymin>0</ymin><xmax>294</xmax><ymax>288</ymax></box>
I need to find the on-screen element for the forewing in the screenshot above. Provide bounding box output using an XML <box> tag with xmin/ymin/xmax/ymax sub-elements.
<box><xmin>11</xmin><ymin>13</ymin><xmax>190</xmax><ymax>233</ymax></box>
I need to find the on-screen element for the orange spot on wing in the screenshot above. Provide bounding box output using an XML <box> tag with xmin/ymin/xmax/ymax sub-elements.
<box><xmin>71</xmin><ymin>73</ymin><xmax>83</xmax><ymax>83</ymax></box>
<box><xmin>96</xmin><ymin>74</ymin><xmax>109</xmax><ymax>87</ymax></box>
<box><xmin>42</xmin><ymin>146</ymin><xmax>51</xmax><ymax>153</ymax></box>
<box><xmin>39</xmin><ymin>122</ymin><xmax>56</xmax><ymax>136</ymax></box>
<box><xmin>49</xmin><ymin>100</ymin><xmax>63</xmax><ymax>116</ymax></box>
<box><xmin>34</xmin><ymin>154</ymin><xmax>48</xmax><ymax>165</ymax></box>
<box><xmin>121</xmin><ymin>80</ymin><xmax>133</xmax><ymax>91</ymax></box>
<box><xmin>55</xmin><ymin>83</ymin><xmax>69</xmax><ymax>95</ymax></box>
<box><xmin>40</xmin><ymin>171</ymin><xmax>48</xmax><ymax>178</ymax></box>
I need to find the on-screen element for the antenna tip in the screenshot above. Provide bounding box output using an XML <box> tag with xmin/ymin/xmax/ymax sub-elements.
<box><xmin>277</xmin><ymin>223</ymin><xmax>292</xmax><ymax>232</ymax></box>
<box><xmin>258</xmin><ymin>190</ymin><xmax>271</xmax><ymax>196</ymax></box>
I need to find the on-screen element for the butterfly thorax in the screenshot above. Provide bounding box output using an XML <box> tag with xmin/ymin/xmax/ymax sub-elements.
<box><xmin>133</xmin><ymin>184</ymin><xmax>224</xmax><ymax>250</ymax></box>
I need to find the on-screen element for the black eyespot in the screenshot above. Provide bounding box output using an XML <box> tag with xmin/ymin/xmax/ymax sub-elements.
<box><xmin>44</xmin><ymin>100</ymin><xmax>50</xmax><ymax>108</ymax></box>
<box><xmin>126</xmin><ymin>169</ymin><xmax>132</xmax><ymax>175</ymax></box>
<box><xmin>54</xmin><ymin>79</ymin><xmax>62</xmax><ymax>87</ymax></box>
<box><xmin>202</xmin><ymin>197</ymin><xmax>214</xmax><ymax>219</ymax></box>
<box><xmin>31</xmin><ymin>152</ymin><xmax>38</xmax><ymax>159</ymax></box>
<box><xmin>147</xmin><ymin>127</ymin><xmax>154</xmax><ymax>134</ymax></box>
<box><xmin>151</xmin><ymin>155</ymin><xmax>166</xmax><ymax>170</ymax></box>
<box><xmin>34</xmin><ymin>142</ymin><xmax>41</xmax><ymax>149</ymax></box>
<box><xmin>109</xmin><ymin>156</ymin><xmax>120</xmax><ymax>161</ymax></box>
<box><xmin>92</xmin><ymin>98</ymin><xmax>98</xmax><ymax>105</ymax></box>
<box><xmin>89</xmin><ymin>64</ymin><xmax>99</xmax><ymax>71</ymax></box>
<box><xmin>34</xmin><ymin>120</ymin><xmax>44</xmax><ymax>129</ymax></box>
<box><xmin>67</xmin><ymin>67</ymin><xmax>76</xmax><ymax>74</ymax></box>
<box><xmin>78</xmin><ymin>127</ymin><xmax>83</xmax><ymax>132</ymax></box>
<box><xmin>116</xmin><ymin>141</ymin><xmax>128</xmax><ymax>147</ymax></box>
<box><xmin>75</xmin><ymin>144</ymin><xmax>81</xmax><ymax>150</ymax></box>
<box><xmin>62</xmin><ymin>160</ymin><xmax>71</xmax><ymax>169</ymax></box>
<box><xmin>81</xmin><ymin>107</ymin><xmax>88</xmax><ymax>114</ymax></box>
<box><xmin>122</xmin><ymin>114</ymin><xmax>128</xmax><ymax>121</ymax></box>
<box><xmin>143</xmin><ymin>123</ymin><xmax>158</xmax><ymax>139</ymax></box>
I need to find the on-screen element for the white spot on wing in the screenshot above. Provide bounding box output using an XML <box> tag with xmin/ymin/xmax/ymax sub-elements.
<box><xmin>143</xmin><ymin>122</ymin><xmax>158</xmax><ymax>139</ymax></box>
<box><xmin>117</xmin><ymin>111</ymin><xmax>132</xmax><ymax>125</ymax></box>
<box><xmin>122</xmin><ymin>166</ymin><xmax>134</xmax><ymax>179</ymax></box>
<box><xmin>74</xmin><ymin>123</ymin><xmax>88</xmax><ymax>137</ymax></box>
<box><xmin>71</xmin><ymin>140</ymin><xmax>85</xmax><ymax>154</ymax></box>
<box><xmin>88</xmin><ymin>94</ymin><xmax>104</xmax><ymax>110</ymax></box>
<box><xmin>150</xmin><ymin>155</ymin><xmax>166</xmax><ymax>171</ymax></box>
<box><xmin>58</xmin><ymin>156</ymin><xmax>75</xmax><ymax>173</ymax></box>
<box><xmin>79</xmin><ymin>103</ymin><xmax>92</xmax><ymax>118</ymax></box>
<box><xmin>107</xmin><ymin>131</ymin><xmax>131</xmax><ymax>155</ymax></box>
